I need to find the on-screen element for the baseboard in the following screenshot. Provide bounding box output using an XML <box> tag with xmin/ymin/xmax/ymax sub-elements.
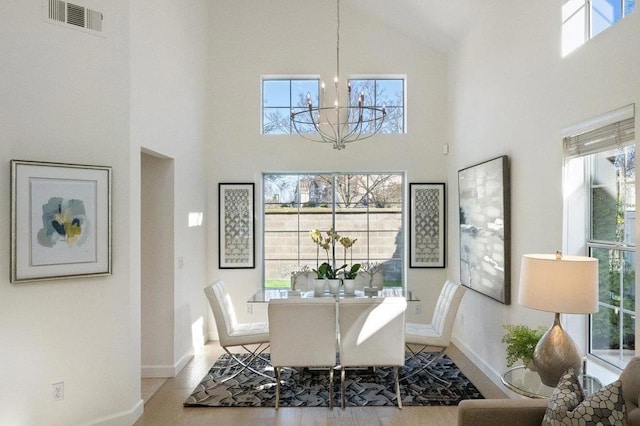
<box><xmin>142</xmin><ymin>347</ymin><xmax>194</xmax><ymax>378</ymax></box>
<box><xmin>451</xmin><ymin>335</ymin><xmax>511</xmax><ymax>395</ymax></box>
<box><xmin>78</xmin><ymin>398</ymin><xmax>144</xmax><ymax>426</ymax></box>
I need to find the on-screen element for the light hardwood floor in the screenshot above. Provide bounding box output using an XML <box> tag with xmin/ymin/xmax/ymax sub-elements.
<box><xmin>134</xmin><ymin>342</ymin><xmax>507</xmax><ymax>426</ymax></box>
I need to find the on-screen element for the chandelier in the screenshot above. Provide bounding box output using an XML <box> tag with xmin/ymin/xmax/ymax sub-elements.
<box><xmin>289</xmin><ymin>0</ymin><xmax>386</xmax><ymax>150</ymax></box>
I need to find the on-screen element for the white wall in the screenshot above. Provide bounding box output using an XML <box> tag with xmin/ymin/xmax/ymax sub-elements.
<box><xmin>448</xmin><ymin>1</ymin><xmax>640</xmax><ymax>384</ymax></box>
<box><xmin>205</xmin><ymin>0</ymin><xmax>453</xmax><ymax>330</ymax></box>
<box><xmin>131</xmin><ymin>0</ymin><xmax>209</xmax><ymax>378</ymax></box>
<box><xmin>0</xmin><ymin>0</ymin><xmax>209</xmax><ymax>424</ymax></box>
<box><xmin>0</xmin><ymin>1</ymin><xmax>141</xmax><ymax>424</ymax></box>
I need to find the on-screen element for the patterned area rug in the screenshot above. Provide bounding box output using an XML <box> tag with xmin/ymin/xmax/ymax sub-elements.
<box><xmin>184</xmin><ymin>352</ymin><xmax>484</xmax><ymax>407</ymax></box>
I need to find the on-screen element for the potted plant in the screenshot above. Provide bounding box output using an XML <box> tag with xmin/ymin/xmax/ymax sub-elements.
<box><xmin>501</xmin><ymin>324</ymin><xmax>547</xmax><ymax>370</ymax></box>
<box><xmin>339</xmin><ymin>236</ymin><xmax>360</xmax><ymax>294</ymax></box>
<box><xmin>310</xmin><ymin>228</ymin><xmax>346</xmax><ymax>294</ymax></box>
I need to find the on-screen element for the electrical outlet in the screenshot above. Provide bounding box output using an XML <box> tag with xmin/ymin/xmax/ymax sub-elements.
<box><xmin>246</xmin><ymin>303</ymin><xmax>253</xmax><ymax>315</ymax></box>
<box><xmin>52</xmin><ymin>382</ymin><xmax>64</xmax><ymax>401</ymax></box>
<box><xmin>414</xmin><ymin>304</ymin><xmax>422</xmax><ymax>315</ymax></box>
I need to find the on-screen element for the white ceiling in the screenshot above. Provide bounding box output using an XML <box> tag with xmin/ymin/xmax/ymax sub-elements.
<box><xmin>347</xmin><ymin>0</ymin><xmax>485</xmax><ymax>52</ymax></box>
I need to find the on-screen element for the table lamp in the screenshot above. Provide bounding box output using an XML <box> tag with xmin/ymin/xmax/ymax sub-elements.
<box><xmin>517</xmin><ymin>252</ymin><xmax>598</xmax><ymax>387</ymax></box>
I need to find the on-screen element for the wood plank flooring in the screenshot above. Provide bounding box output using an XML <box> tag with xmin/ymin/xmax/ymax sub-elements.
<box><xmin>135</xmin><ymin>342</ymin><xmax>507</xmax><ymax>426</ymax></box>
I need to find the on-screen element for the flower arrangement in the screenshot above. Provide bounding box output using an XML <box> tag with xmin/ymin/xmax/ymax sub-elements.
<box><xmin>339</xmin><ymin>236</ymin><xmax>360</xmax><ymax>279</ymax></box>
<box><xmin>310</xmin><ymin>228</ymin><xmax>351</xmax><ymax>279</ymax></box>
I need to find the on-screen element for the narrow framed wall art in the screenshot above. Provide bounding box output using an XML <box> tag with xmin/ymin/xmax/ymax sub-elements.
<box><xmin>11</xmin><ymin>160</ymin><xmax>112</xmax><ymax>283</ymax></box>
<box><xmin>218</xmin><ymin>182</ymin><xmax>255</xmax><ymax>269</ymax></box>
<box><xmin>409</xmin><ymin>182</ymin><xmax>446</xmax><ymax>268</ymax></box>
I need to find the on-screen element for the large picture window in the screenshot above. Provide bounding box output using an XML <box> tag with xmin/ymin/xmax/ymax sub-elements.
<box><xmin>263</xmin><ymin>173</ymin><xmax>404</xmax><ymax>288</ymax></box>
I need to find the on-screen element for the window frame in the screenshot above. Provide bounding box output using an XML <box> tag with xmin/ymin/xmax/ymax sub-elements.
<box><xmin>562</xmin><ymin>105</ymin><xmax>636</xmax><ymax>371</ymax></box>
<box><xmin>562</xmin><ymin>0</ymin><xmax>636</xmax><ymax>56</ymax></box>
<box><xmin>261</xmin><ymin>171</ymin><xmax>406</xmax><ymax>289</ymax></box>
<box><xmin>261</xmin><ymin>76</ymin><xmax>320</xmax><ymax>135</ymax></box>
<box><xmin>261</xmin><ymin>75</ymin><xmax>407</xmax><ymax>135</ymax></box>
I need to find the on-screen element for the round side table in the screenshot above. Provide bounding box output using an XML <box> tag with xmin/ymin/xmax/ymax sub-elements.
<box><xmin>501</xmin><ymin>365</ymin><xmax>603</xmax><ymax>398</ymax></box>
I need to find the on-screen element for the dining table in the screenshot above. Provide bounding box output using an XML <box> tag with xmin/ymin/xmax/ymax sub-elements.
<box><xmin>247</xmin><ymin>287</ymin><xmax>420</xmax><ymax>303</ymax></box>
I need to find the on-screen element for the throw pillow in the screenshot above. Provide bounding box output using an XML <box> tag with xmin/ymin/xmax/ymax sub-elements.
<box><xmin>543</xmin><ymin>374</ymin><xmax>627</xmax><ymax>426</ymax></box>
<box><xmin>542</xmin><ymin>368</ymin><xmax>586</xmax><ymax>425</ymax></box>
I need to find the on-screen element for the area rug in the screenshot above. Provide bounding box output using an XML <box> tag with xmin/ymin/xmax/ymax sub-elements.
<box><xmin>184</xmin><ymin>352</ymin><xmax>484</xmax><ymax>407</ymax></box>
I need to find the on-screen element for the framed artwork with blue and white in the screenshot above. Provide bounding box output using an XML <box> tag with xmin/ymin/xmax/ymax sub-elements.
<box><xmin>11</xmin><ymin>160</ymin><xmax>112</xmax><ymax>283</ymax></box>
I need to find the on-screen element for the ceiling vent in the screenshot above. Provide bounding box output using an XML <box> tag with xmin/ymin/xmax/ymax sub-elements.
<box><xmin>45</xmin><ymin>0</ymin><xmax>104</xmax><ymax>35</ymax></box>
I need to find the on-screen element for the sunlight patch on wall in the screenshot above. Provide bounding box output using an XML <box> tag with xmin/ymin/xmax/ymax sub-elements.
<box><xmin>188</xmin><ymin>212</ymin><xmax>203</xmax><ymax>228</ymax></box>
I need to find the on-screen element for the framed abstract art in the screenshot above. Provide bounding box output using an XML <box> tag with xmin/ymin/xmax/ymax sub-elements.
<box><xmin>11</xmin><ymin>160</ymin><xmax>112</xmax><ymax>283</ymax></box>
<box><xmin>458</xmin><ymin>155</ymin><xmax>511</xmax><ymax>304</ymax></box>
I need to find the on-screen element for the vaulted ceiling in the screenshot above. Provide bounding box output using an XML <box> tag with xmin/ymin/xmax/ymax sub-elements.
<box><xmin>347</xmin><ymin>0</ymin><xmax>485</xmax><ymax>52</ymax></box>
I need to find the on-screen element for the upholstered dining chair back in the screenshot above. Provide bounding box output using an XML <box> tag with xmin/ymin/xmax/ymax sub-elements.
<box><xmin>204</xmin><ymin>280</ymin><xmax>269</xmax><ymax>348</ymax></box>
<box><xmin>268</xmin><ymin>298</ymin><xmax>338</xmax><ymax>409</ymax></box>
<box><xmin>203</xmin><ymin>280</ymin><xmax>270</xmax><ymax>384</ymax></box>
<box><xmin>406</xmin><ymin>280</ymin><xmax>466</xmax><ymax>349</ymax></box>
<box><xmin>403</xmin><ymin>280</ymin><xmax>465</xmax><ymax>385</ymax></box>
<box><xmin>339</xmin><ymin>297</ymin><xmax>407</xmax><ymax>366</ymax></box>
<box><xmin>268</xmin><ymin>298</ymin><xmax>337</xmax><ymax>367</ymax></box>
<box><xmin>338</xmin><ymin>297</ymin><xmax>407</xmax><ymax>409</ymax></box>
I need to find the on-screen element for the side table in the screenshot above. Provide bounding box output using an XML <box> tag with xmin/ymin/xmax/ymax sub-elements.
<box><xmin>501</xmin><ymin>365</ymin><xmax>603</xmax><ymax>398</ymax></box>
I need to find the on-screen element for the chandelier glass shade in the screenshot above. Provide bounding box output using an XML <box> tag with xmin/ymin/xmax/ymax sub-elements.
<box><xmin>289</xmin><ymin>0</ymin><xmax>386</xmax><ymax>150</ymax></box>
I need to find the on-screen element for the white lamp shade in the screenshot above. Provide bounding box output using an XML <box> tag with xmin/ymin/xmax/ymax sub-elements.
<box><xmin>518</xmin><ymin>254</ymin><xmax>599</xmax><ymax>314</ymax></box>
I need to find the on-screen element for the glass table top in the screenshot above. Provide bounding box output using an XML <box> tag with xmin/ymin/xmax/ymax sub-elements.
<box><xmin>501</xmin><ymin>365</ymin><xmax>603</xmax><ymax>398</ymax></box>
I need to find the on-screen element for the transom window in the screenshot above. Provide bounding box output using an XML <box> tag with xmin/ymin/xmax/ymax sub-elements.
<box><xmin>262</xmin><ymin>77</ymin><xmax>405</xmax><ymax>135</ymax></box>
<box><xmin>262</xmin><ymin>78</ymin><xmax>319</xmax><ymax>135</ymax></box>
<box><xmin>562</xmin><ymin>0</ymin><xmax>636</xmax><ymax>56</ymax></box>
<box><xmin>262</xmin><ymin>173</ymin><xmax>404</xmax><ymax>288</ymax></box>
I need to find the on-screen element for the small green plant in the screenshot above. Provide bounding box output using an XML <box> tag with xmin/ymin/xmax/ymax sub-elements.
<box><xmin>501</xmin><ymin>324</ymin><xmax>547</xmax><ymax>368</ymax></box>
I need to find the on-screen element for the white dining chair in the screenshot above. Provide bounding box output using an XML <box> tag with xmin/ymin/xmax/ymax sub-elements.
<box><xmin>404</xmin><ymin>280</ymin><xmax>466</xmax><ymax>384</ymax></box>
<box><xmin>268</xmin><ymin>298</ymin><xmax>337</xmax><ymax>409</ymax></box>
<box><xmin>338</xmin><ymin>297</ymin><xmax>407</xmax><ymax>409</ymax></box>
<box><xmin>204</xmin><ymin>280</ymin><xmax>271</xmax><ymax>382</ymax></box>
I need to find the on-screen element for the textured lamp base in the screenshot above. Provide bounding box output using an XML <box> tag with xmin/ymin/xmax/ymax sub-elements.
<box><xmin>533</xmin><ymin>312</ymin><xmax>583</xmax><ymax>387</ymax></box>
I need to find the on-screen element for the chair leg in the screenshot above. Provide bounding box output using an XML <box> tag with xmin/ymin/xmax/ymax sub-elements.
<box><xmin>394</xmin><ymin>366</ymin><xmax>402</xmax><ymax>409</ymax></box>
<box><xmin>402</xmin><ymin>345</ymin><xmax>450</xmax><ymax>386</ymax></box>
<box><xmin>328</xmin><ymin>366</ymin><xmax>334</xmax><ymax>410</ymax></box>
<box><xmin>274</xmin><ymin>367</ymin><xmax>281</xmax><ymax>410</ymax></box>
<box><xmin>212</xmin><ymin>344</ymin><xmax>274</xmax><ymax>385</ymax></box>
<box><xmin>341</xmin><ymin>367</ymin><xmax>346</xmax><ymax>409</ymax></box>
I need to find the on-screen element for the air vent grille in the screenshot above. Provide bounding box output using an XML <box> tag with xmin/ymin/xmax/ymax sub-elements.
<box><xmin>45</xmin><ymin>0</ymin><xmax>104</xmax><ymax>34</ymax></box>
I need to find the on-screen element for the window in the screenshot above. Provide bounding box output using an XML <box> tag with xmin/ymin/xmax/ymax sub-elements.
<box><xmin>262</xmin><ymin>78</ymin><xmax>319</xmax><ymax>134</ymax></box>
<box><xmin>562</xmin><ymin>0</ymin><xmax>636</xmax><ymax>56</ymax></box>
<box><xmin>349</xmin><ymin>78</ymin><xmax>405</xmax><ymax>134</ymax></box>
<box><xmin>263</xmin><ymin>173</ymin><xmax>404</xmax><ymax>288</ymax></box>
<box><xmin>262</xmin><ymin>77</ymin><xmax>405</xmax><ymax>135</ymax></box>
<box><xmin>563</xmin><ymin>105</ymin><xmax>636</xmax><ymax>369</ymax></box>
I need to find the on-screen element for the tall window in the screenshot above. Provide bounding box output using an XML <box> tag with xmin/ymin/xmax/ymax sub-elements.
<box><xmin>562</xmin><ymin>0</ymin><xmax>636</xmax><ymax>56</ymax></box>
<box><xmin>263</xmin><ymin>173</ymin><xmax>404</xmax><ymax>288</ymax></box>
<box><xmin>262</xmin><ymin>77</ymin><xmax>405</xmax><ymax>135</ymax></box>
<box><xmin>563</xmin><ymin>105</ymin><xmax>636</xmax><ymax>369</ymax></box>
